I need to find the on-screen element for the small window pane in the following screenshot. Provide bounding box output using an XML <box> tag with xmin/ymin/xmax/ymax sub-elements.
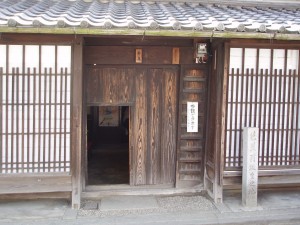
<box><xmin>25</xmin><ymin>45</ymin><xmax>39</xmax><ymax>71</ymax></box>
<box><xmin>287</xmin><ymin>50</ymin><xmax>299</xmax><ymax>73</ymax></box>
<box><xmin>273</xmin><ymin>49</ymin><xmax>285</xmax><ymax>73</ymax></box>
<box><xmin>57</xmin><ymin>46</ymin><xmax>71</xmax><ymax>73</ymax></box>
<box><xmin>230</xmin><ymin>48</ymin><xmax>243</xmax><ymax>73</ymax></box>
<box><xmin>244</xmin><ymin>48</ymin><xmax>257</xmax><ymax>73</ymax></box>
<box><xmin>259</xmin><ymin>49</ymin><xmax>271</xmax><ymax>71</ymax></box>
<box><xmin>9</xmin><ymin>45</ymin><xmax>23</xmax><ymax>73</ymax></box>
<box><xmin>0</xmin><ymin>45</ymin><xmax>6</xmax><ymax>72</ymax></box>
<box><xmin>41</xmin><ymin>45</ymin><xmax>55</xmax><ymax>73</ymax></box>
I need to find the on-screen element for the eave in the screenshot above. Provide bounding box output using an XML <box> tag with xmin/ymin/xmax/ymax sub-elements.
<box><xmin>1</xmin><ymin>27</ymin><xmax>300</xmax><ymax>41</ymax></box>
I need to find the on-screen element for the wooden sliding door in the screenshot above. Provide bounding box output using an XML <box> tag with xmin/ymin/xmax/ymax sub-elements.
<box><xmin>86</xmin><ymin>66</ymin><xmax>178</xmax><ymax>186</ymax></box>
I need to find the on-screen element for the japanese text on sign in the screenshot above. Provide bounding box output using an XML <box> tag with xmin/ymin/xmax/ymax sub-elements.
<box><xmin>187</xmin><ymin>102</ymin><xmax>198</xmax><ymax>132</ymax></box>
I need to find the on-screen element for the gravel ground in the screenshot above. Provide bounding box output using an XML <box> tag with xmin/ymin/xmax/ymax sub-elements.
<box><xmin>78</xmin><ymin>195</ymin><xmax>215</xmax><ymax>218</ymax></box>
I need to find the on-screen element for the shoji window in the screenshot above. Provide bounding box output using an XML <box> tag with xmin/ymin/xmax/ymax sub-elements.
<box><xmin>226</xmin><ymin>47</ymin><xmax>300</xmax><ymax>169</ymax></box>
<box><xmin>0</xmin><ymin>45</ymin><xmax>72</xmax><ymax>173</ymax></box>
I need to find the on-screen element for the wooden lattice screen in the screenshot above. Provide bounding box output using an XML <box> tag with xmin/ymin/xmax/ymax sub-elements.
<box><xmin>0</xmin><ymin>45</ymin><xmax>71</xmax><ymax>173</ymax></box>
<box><xmin>226</xmin><ymin>47</ymin><xmax>300</xmax><ymax>169</ymax></box>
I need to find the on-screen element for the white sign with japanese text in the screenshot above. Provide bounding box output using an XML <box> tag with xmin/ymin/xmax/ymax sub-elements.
<box><xmin>187</xmin><ymin>102</ymin><xmax>198</xmax><ymax>132</ymax></box>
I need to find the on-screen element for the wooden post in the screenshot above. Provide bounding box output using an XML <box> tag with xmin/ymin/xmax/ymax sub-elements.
<box><xmin>71</xmin><ymin>36</ymin><xmax>83</xmax><ymax>209</ymax></box>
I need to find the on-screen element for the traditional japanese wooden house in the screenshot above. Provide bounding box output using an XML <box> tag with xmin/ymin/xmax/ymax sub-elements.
<box><xmin>0</xmin><ymin>0</ymin><xmax>299</xmax><ymax>208</ymax></box>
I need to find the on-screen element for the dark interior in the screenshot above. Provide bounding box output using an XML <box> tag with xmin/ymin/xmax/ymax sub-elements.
<box><xmin>87</xmin><ymin>106</ymin><xmax>129</xmax><ymax>185</ymax></box>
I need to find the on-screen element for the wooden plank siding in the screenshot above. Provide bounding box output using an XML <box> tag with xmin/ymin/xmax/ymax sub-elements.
<box><xmin>86</xmin><ymin>66</ymin><xmax>179</xmax><ymax>186</ymax></box>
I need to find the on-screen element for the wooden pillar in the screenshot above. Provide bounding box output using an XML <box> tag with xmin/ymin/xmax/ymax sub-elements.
<box><xmin>204</xmin><ymin>41</ymin><xmax>228</xmax><ymax>203</ymax></box>
<box><xmin>71</xmin><ymin>36</ymin><xmax>83</xmax><ymax>209</ymax></box>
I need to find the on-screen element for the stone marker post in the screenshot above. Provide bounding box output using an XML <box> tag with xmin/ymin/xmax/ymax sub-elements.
<box><xmin>242</xmin><ymin>127</ymin><xmax>259</xmax><ymax>208</ymax></box>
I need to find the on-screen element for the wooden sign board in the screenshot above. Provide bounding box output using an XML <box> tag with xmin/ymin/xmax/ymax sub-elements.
<box><xmin>172</xmin><ymin>47</ymin><xmax>180</xmax><ymax>64</ymax></box>
<box><xmin>135</xmin><ymin>48</ymin><xmax>142</xmax><ymax>63</ymax></box>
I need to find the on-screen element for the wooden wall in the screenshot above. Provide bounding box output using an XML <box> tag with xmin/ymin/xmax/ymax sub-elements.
<box><xmin>84</xmin><ymin>47</ymin><xmax>195</xmax><ymax>65</ymax></box>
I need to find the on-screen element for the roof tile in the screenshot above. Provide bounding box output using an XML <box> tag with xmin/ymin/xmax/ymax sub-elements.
<box><xmin>0</xmin><ymin>0</ymin><xmax>299</xmax><ymax>33</ymax></box>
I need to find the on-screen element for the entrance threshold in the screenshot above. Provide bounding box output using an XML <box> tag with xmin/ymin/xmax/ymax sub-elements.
<box><xmin>82</xmin><ymin>184</ymin><xmax>205</xmax><ymax>199</ymax></box>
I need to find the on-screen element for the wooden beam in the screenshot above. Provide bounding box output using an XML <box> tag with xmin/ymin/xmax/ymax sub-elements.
<box><xmin>0</xmin><ymin>33</ymin><xmax>74</xmax><ymax>44</ymax></box>
<box><xmin>71</xmin><ymin>36</ymin><xmax>83</xmax><ymax>209</ymax></box>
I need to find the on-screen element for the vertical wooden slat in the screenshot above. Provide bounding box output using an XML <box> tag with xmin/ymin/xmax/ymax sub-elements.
<box><xmin>280</xmin><ymin>67</ymin><xmax>287</xmax><ymax>165</ymax></box>
<box><xmin>21</xmin><ymin>66</ymin><xmax>25</xmax><ymax>172</ymax></box>
<box><xmin>54</xmin><ymin>66</ymin><xmax>58</xmax><ymax>171</ymax></box>
<box><xmin>134</xmin><ymin>69</ymin><xmax>147</xmax><ymax>185</ymax></box>
<box><xmin>16</xmin><ymin>68</ymin><xmax>19</xmax><ymax>172</ymax></box>
<box><xmin>5</xmin><ymin>45</ymin><xmax>9</xmax><ymax>173</ymax></box>
<box><xmin>5</xmin><ymin>68</ymin><xmax>8</xmax><ymax>172</ymax></box>
<box><xmin>285</xmin><ymin>70</ymin><xmax>293</xmax><ymax>165</ymax></box>
<box><xmin>59</xmin><ymin>68</ymin><xmax>63</xmax><ymax>171</ymax></box>
<box><xmin>11</xmin><ymin>68</ymin><xmax>15</xmax><ymax>172</ymax></box>
<box><xmin>276</xmin><ymin>69</ymin><xmax>283</xmax><ymax>165</ymax></box>
<box><xmin>261</xmin><ymin>69</ymin><xmax>269</xmax><ymax>166</ymax></box>
<box><xmin>234</xmin><ymin>69</ymin><xmax>240</xmax><ymax>167</ymax></box>
<box><xmin>258</xmin><ymin>69</ymin><xmax>264</xmax><ymax>165</ymax></box>
<box><xmin>43</xmin><ymin>68</ymin><xmax>47</xmax><ymax>172</ymax></box>
<box><xmin>285</xmin><ymin>69</ymin><xmax>293</xmax><ymax>164</ymax></box>
<box><xmin>238</xmin><ymin>67</ymin><xmax>244</xmax><ymax>167</ymax></box>
<box><xmin>270</xmin><ymin>69</ymin><xmax>278</xmax><ymax>165</ymax></box>
<box><xmin>228</xmin><ymin>68</ymin><xmax>234</xmax><ymax>167</ymax></box>
<box><xmin>38</xmin><ymin>45</ymin><xmax>42</xmax><ymax>172</ymax></box>
<box><xmin>254</xmin><ymin>48</ymin><xmax>259</xmax><ymax>127</ymax></box>
<box><xmin>243</xmin><ymin>68</ymin><xmax>250</xmax><ymax>165</ymax></box>
<box><xmin>249</xmin><ymin>69</ymin><xmax>254</xmax><ymax>126</ymax></box>
<box><xmin>48</xmin><ymin>68</ymin><xmax>52</xmax><ymax>171</ymax></box>
<box><xmin>288</xmin><ymin>70</ymin><xmax>296</xmax><ymax>164</ymax></box>
<box><xmin>37</xmin><ymin>68</ymin><xmax>41</xmax><ymax>172</ymax></box>
<box><xmin>32</xmin><ymin>68</ymin><xmax>36</xmax><ymax>171</ymax></box>
<box><xmin>27</xmin><ymin>67</ymin><xmax>30</xmax><ymax>171</ymax></box>
<box><xmin>266</xmin><ymin>65</ymin><xmax>274</xmax><ymax>166</ymax></box>
<box><xmin>161</xmin><ymin>69</ymin><xmax>177</xmax><ymax>183</ymax></box>
<box><xmin>54</xmin><ymin>46</ymin><xmax>58</xmax><ymax>171</ymax></box>
<box><xmin>22</xmin><ymin>46</ymin><xmax>25</xmax><ymax>172</ymax></box>
<box><xmin>147</xmin><ymin>69</ymin><xmax>162</xmax><ymax>185</ymax></box>
<box><xmin>64</xmin><ymin>68</ymin><xmax>68</xmax><ymax>170</ymax></box>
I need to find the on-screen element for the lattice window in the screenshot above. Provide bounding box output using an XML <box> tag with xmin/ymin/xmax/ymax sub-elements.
<box><xmin>226</xmin><ymin>47</ymin><xmax>300</xmax><ymax>169</ymax></box>
<box><xmin>0</xmin><ymin>45</ymin><xmax>72</xmax><ymax>173</ymax></box>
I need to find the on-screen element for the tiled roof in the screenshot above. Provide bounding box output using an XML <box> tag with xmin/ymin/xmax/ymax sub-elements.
<box><xmin>0</xmin><ymin>0</ymin><xmax>300</xmax><ymax>34</ymax></box>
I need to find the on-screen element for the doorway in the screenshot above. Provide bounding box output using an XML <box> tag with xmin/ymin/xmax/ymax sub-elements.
<box><xmin>87</xmin><ymin>106</ymin><xmax>129</xmax><ymax>185</ymax></box>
